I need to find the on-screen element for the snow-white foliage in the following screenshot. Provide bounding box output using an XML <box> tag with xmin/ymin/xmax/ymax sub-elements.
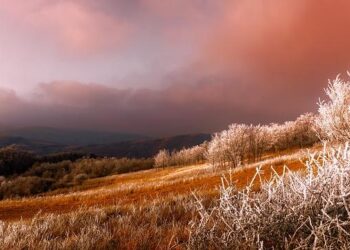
<box><xmin>317</xmin><ymin>75</ymin><xmax>350</xmax><ymax>141</ymax></box>
<box><xmin>154</xmin><ymin>149</ymin><xmax>170</xmax><ymax>168</ymax></box>
<box><xmin>270</xmin><ymin>113</ymin><xmax>318</xmax><ymax>150</ymax></box>
<box><xmin>190</xmin><ymin>143</ymin><xmax>350</xmax><ymax>249</ymax></box>
<box><xmin>154</xmin><ymin>114</ymin><xmax>317</xmax><ymax>169</ymax></box>
<box><xmin>207</xmin><ymin>114</ymin><xmax>318</xmax><ymax>168</ymax></box>
<box><xmin>206</xmin><ymin>124</ymin><xmax>269</xmax><ymax>168</ymax></box>
<box><xmin>154</xmin><ymin>143</ymin><xmax>207</xmax><ymax>168</ymax></box>
<box><xmin>170</xmin><ymin>143</ymin><xmax>207</xmax><ymax>166</ymax></box>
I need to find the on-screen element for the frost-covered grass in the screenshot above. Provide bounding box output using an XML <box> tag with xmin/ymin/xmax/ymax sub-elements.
<box><xmin>0</xmin><ymin>196</ymin><xmax>197</xmax><ymax>250</ymax></box>
<box><xmin>189</xmin><ymin>143</ymin><xmax>350</xmax><ymax>249</ymax></box>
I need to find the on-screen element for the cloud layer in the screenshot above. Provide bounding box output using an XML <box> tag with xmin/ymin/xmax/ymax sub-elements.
<box><xmin>1</xmin><ymin>1</ymin><xmax>350</xmax><ymax>135</ymax></box>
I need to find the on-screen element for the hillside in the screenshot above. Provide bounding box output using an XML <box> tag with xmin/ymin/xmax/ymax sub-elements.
<box><xmin>0</xmin><ymin>147</ymin><xmax>306</xmax><ymax>222</ymax></box>
<box><xmin>0</xmin><ymin>147</ymin><xmax>312</xmax><ymax>249</ymax></box>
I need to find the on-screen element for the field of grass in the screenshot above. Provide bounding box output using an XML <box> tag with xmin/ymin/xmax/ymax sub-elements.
<box><xmin>0</xmin><ymin>148</ymin><xmax>309</xmax><ymax>222</ymax></box>
<box><xmin>0</xmin><ymin>147</ymin><xmax>314</xmax><ymax>249</ymax></box>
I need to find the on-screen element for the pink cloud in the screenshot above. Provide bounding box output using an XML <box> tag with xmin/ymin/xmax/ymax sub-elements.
<box><xmin>0</xmin><ymin>0</ymin><xmax>130</xmax><ymax>56</ymax></box>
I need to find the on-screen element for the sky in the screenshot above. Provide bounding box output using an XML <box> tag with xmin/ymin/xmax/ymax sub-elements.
<box><xmin>0</xmin><ymin>0</ymin><xmax>350</xmax><ymax>136</ymax></box>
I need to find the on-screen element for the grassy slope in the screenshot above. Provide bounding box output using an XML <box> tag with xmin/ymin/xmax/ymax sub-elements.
<box><xmin>0</xmin><ymin>148</ymin><xmax>310</xmax><ymax>222</ymax></box>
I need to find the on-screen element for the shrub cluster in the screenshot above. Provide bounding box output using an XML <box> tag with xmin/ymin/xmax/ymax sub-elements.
<box><xmin>207</xmin><ymin>113</ymin><xmax>318</xmax><ymax>168</ymax></box>
<box><xmin>154</xmin><ymin>113</ymin><xmax>318</xmax><ymax>169</ymax></box>
<box><xmin>154</xmin><ymin>143</ymin><xmax>207</xmax><ymax>168</ymax></box>
<box><xmin>0</xmin><ymin>157</ymin><xmax>153</xmax><ymax>199</ymax></box>
<box><xmin>0</xmin><ymin>146</ymin><xmax>91</xmax><ymax>177</ymax></box>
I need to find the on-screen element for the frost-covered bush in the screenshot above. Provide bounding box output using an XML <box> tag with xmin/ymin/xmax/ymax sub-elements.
<box><xmin>290</xmin><ymin>113</ymin><xmax>318</xmax><ymax>147</ymax></box>
<box><xmin>154</xmin><ymin>144</ymin><xmax>207</xmax><ymax>168</ymax></box>
<box><xmin>154</xmin><ymin>114</ymin><xmax>317</xmax><ymax>169</ymax></box>
<box><xmin>206</xmin><ymin>114</ymin><xmax>318</xmax><ymax>168</ymax></box>
<box><xmin>190</xmin><ymin>143</ymin><xmax>350</xmax><ymax>249</ymax></box>
<box><xmin>154</xmin><ymin>149</ymin><xmax>171</xmax><ymax>168</ymax></box>
<box><xmin>317</xmin><ymin>75</ymin><xmax>350</xmax><ymax>141</ymax></box>
<box><xmin>207</xmin><ymin>124</ymin><xmax>266</xmax><ymax>167</ymax></box>
<box><xmin>270</xmin><ymin>113</ymin><xmax>318</xmax><ymax>151</ymax></box>
<box><xmin>171</xmin><ymin>143</ymin><xmax>207</xmax><ymax>166</ymax></box>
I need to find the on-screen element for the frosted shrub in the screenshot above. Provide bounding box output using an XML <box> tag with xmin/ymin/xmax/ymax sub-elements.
<box><xmin>269</xmin><ymin>113</ymin><xmax>318</xmax><ymax>151</ymax></box>
<box><xmin>206</xmin><ymin>133</ymin><xmax>228</xmax><ymax>167</ymax></box>
<box><xmin>246</xmin><ymin>125</ymin><xmax>271</xmax><ymax>162</ymax></box>
<box><xmin>154</xmin><ymin>143</ymin><xmax>207</xmax><ymax>168</ymax></box>
<box><xmin>190</xmin><ymin>143</ymin><xmax>350</xmax><ymax>249</ymax></box>
<box><xmin>291</xmin><ymin>113</ymin><xmax>318</xmax><ymax>147</ymax></box>
<box><xmin>207</xmin><ymin>124</ymin><xmax>251</xmax><ymax>168</ymax></box>
<box><xmin>207</xmin><ymin>114</ymin><xmax>318</xmax><ymax>168</ymax></box>
<box><xmin>171</xmin><ymin>144</ymin><xmax>207</xmax><ymax>166</ymax></box>
<box><xmin>154</xmin><ymin>149</ymin><xmax>170</xmax><ymax>168</ymax></box>
<box><xmin>317</xmin><ymin>75</ymin><xmax>350</xmax><ymax>141</ymax></box>
<box><xmin>154</xmin><ymin>114</ymin><xmax>318</xmax><ymax>169</ymax></box>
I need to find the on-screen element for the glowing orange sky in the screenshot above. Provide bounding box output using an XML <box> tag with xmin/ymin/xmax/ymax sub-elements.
<box><xmin>0</xmin><ymin>0</ymin><xmax>349</xmax><ymax>135</ymax></box>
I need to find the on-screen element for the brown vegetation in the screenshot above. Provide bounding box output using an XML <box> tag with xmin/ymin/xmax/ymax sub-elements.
<box><xmin>0</xmin><ymin>148</ymin><xmax>308</xmax><ymax>249</ymax></box>
<box><xmin>0</xmin><ymin>148</ymin><xmax>306</xmax><ymax>222</ymax></box>
<box><xmin>0</xmin><ymin>157</ymin><xmax>154</xmax><ymax>199</ymax></box>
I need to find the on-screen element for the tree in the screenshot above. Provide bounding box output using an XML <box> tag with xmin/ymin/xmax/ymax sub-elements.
<box><xmin>292</xmin><ymin>113</ymin><xmax>318</xmax><ymax>147</ymax></box>
<box><xmin>154</xmin><ymin>149</ymin><xmax>170</xmax><ymax>168</ymax></box>
<box><xmin>207</xmin><ymin>124</ymin><xmax>251</xmax><ymax>168</ymax></box>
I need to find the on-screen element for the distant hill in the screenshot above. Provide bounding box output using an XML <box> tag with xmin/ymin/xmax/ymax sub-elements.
<box><xmin>0</xmin><ymin>136</ymin><xmax>66</xmax><ymax>154</ymax></box>
<box><xmin>77</xmin><ymin>133</ymin><xmax>211</xmax><ymax>158</ymax></box>
<box><xmin>0</xmin><ymin>127</ymin><xmax>148</xmax><ymax>146</ymax></box>
<box><xmin>0</xmin><ymin>132</ymin><xmax>211</xmax><ymax>158</ymax></box>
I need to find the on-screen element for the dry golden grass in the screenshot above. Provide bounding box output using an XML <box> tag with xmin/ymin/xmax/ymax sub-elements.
<box><xmin>0</xmin><ymin>147</ymin><xmax>309</xmax><ymax>222</ymax></box>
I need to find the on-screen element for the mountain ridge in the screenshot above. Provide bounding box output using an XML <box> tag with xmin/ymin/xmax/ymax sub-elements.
<box><xmin>0</xmin><ymin>132</ymin><xmax>211</xmax><ymax>157</ymax></box>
